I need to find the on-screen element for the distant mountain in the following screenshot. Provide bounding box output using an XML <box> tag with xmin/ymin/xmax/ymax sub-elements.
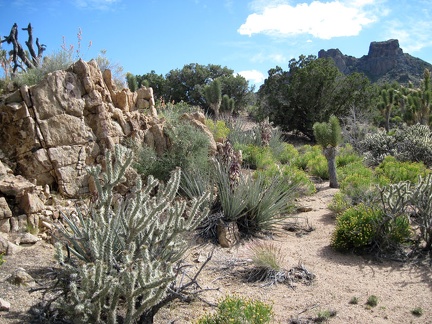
<box><xmin>318</xmin><ymin>39</ymin><xmax>432</xmax><ymax>86</ymax></box>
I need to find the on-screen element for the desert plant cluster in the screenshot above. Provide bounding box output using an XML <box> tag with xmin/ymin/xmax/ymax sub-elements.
<box><xmin>1</xmin><ymin>23</ymin><xmax>431</xmax><ymax>323</ymax></box>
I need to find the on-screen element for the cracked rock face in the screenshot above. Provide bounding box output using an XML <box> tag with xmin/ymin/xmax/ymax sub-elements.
<box><xmin>0</xmin><ymin>59</ymin><xmax>161</xmax><ymax>198</ymax></box>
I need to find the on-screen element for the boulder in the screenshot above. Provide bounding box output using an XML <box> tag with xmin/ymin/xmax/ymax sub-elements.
<box><xmin>0</xmin><ymin>197</ymin><xmax>12</xmax><ymax>219</ymax></box>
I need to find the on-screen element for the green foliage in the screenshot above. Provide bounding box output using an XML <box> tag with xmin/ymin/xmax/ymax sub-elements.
<box><xmin>306</xmin><ymin>155</ymin><xmax>329</xmax><ymax>180</ymax></box>
<box><xmin>210</xmin><ymin>160</ymin><xmax>297</xmax><ymax>236</ymax></box>
<box><xmin>349</xmin><ymin>297</ymin><xmax>359</xmax><ymax>305</ymax></box>
<box><xmin>294</xmin><ymin>145</ymin><xmax>329</xmax><ymax>180</ymax></box>
<box><xmin>328</xmin><ymin>192</ymin><xmax>351</xmax><ymax>215</ymax></box>
<box><xmin>221</xmin><ymin>94</ymin><xmax>235</xmax><ymax>115</ymax></box>
<box><xmin>241</xmin><ymin>145</ymin><xmax>277</xmax><ymax>170</ymax></box>
<box><xmin>338</xmin><ymin>161</ymin><xmax>388</xmax><ymax>205</ymax></box>
<box><xmin>272</xmin><ymin>142</ymin><xmax>299</xmax><ymax>165</ymax></box>
<box><xmin>13</xmin><ymin>50</ymin><xmax>73</xmax><ymax>86</ymax></box>
<box><xmin>237</xmin><ymin>174</ymin><xmax>297</xmax><ymax>234</ymax></box>
<box><xmin>159</xmin><ymin>63</ymin><xmax>251</xmax><ymax>112</ymax></box>
<box><xmin>331</xmin><ymin>203</ymin><xmax>411</xmax><ymax>252</ymax></box>
<box><xmin>375</xmin><ymin>155</ymin><xmax>429</xmax><ymax>183</ymax></box>
<box><xmin>0</xmin><ymin>253</ymin><xmax>5</xmax><ymax>266</ymax></box>
<box><xmin>135</xmin><ymin>118</ymin><xmax>210</xmax><ymax>181</ymax></box>
<box><xmin>366</xmin><ymin>295</ymin><xmax>378</xmax><ymax>307</ymax></box>
<box><xmin>257</xmin><ymin>55</ymin><xmax>372</xmax><ymax>139</ymax></box>
<box><xmin>248</xmin><ymin>241</ymin><xmax>285</xmax><ymax>272</ymax></box>
<box><xmin>197</xmin><ymin>295</ymin><xmax>273</xmax><ymax>324</ymax></box>
<box><xmin>313</xmin><ymin>115</ymin><xmax>342</xmax><ymax>148</ymax></box>
<box><xmin>293</xmin><ymin>145</ymin><xmax>323</xmax><ymax>170</ymax></box>
<box><xmin>358</xmin><ymin>124</ymin><xmax>432</xmax><ymax>167</ymax></box>
<box><xmin>126</xmin><ymin>72</ymin><xmax>137</xmax><ymax>91</ymax></box>
<box><xmin>332</xmin><ymin>204</ymin><xmax>380</xmax><ymax>251</ymax></box>
<box><xmin>315</xmin><ymin>309</ymin><xmax>337</xmax><ymax>322</ymax></box>
<box><xmin>336</xmin><ymin>144</ymin><xmax>363</xmax><ymax>167</ymax></box>
<box><xmin>55</xmin><ymin>145</ymin><xmax>209</xmax><ymax>323</ymax></box>
<box><xmin>411</xmin><ymin>307</ymin><xmax>423</xmax><ymax>317</ymax></box>
<box><xmin>204</xmin><ymin>79</ymin><xmax>222</xmax><ymax>118</ymax></box>
<box><xmin>205</xmin><ymin>119</ymin><xmax>230</xmax><ymax>142</ymax></box>
<box><xmin>256</xmin><ymin>165</ymin><xmax>316</xmax><ymax>196</ymax></box>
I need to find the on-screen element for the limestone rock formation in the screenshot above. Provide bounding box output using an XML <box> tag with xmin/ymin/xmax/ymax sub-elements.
<box><xmin>318</xmin><ymin>39</ymin><xmax>432</xmax><ymax>85</ymax></box>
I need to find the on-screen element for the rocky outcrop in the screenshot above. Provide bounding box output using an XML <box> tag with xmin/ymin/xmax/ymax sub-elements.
<box><xmin>0</xmin><ymin>59</ymin><xmax>215</xmax><ymax>234</ymax></box>
<box><xmin>318</xmin><ymin>39</ymin><xmax>432</xmax><ymax>85</ymax></box>
<box><xmin>0</xmin><ymin>59</ymin><xmax>162</xmax><ymax>198</ymax></box>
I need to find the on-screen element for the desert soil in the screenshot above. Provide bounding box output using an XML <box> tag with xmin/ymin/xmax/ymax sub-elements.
<box><xmin>1</xmin><ymin>182</ymin><xmax>431</xmax><ymax>323</ymax></box>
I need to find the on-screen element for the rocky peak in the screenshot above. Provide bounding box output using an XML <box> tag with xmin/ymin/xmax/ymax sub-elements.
<box><xmin>367</xmin><ymin>39</ymin><xmax>403</xmax><ymax>58</ymax></box>
<box><xmin>318</xmin><ymin>39</ymin><xmax>432</xmax><ymax>84</ymax></box>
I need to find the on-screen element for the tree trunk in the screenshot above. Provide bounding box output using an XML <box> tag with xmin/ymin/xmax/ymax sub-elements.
<box><xmin>324</xmin><ymin>147</ymin><xmax>339</xmax><ymax>188</ymax></box>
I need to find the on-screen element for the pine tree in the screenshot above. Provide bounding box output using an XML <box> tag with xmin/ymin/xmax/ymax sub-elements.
<box><xmin>55</xmin><ymin>145</ymin><xmax>209</xmax><ymax>323</ymax></box>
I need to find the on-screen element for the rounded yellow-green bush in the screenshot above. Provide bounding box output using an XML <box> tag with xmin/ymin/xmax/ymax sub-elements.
<box><xmin>331</xmin><ymin>204</ymin><xmax>411</xmax><ymax>251</ymax></box>
<box><xmin>331</xmin><ymin>204</ymin><xmax>379</xmax><ymax>251</ymax></box>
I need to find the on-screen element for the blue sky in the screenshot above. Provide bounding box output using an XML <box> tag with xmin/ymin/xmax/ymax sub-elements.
<box><xmin>1</xmin><ymin>0</ymin><xmax>432</xmax><ymax>87</ymax></box>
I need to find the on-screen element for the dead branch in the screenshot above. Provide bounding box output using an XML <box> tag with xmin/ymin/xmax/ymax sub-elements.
<box><xmin>1</xmin><ymin>23</ymin><xmax>46</xmax><ymax>73</ymax></box>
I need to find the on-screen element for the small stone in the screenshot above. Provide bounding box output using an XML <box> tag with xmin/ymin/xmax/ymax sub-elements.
<box><xmin>15</xmin><ymin>232</ymin><xmax>40</xmax><ymax>245</ymax></box>
<box><xmin>0</xmin><ymin>298</ymin><xmax>11</xmax><ymax>311</ymax></box>
<box><xmin>7</xmin><ymin>268</ymin><xmax>35</xmax><ymax>286</ymax></box>
<box><xmin>6</xmin><ymin>241</ymin><xmax>20</xmax><ymax>255</ymax></box>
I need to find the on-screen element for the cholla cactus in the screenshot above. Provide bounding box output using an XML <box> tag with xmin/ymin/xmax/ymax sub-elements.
<box><xmin>55</xmin><ymin>145</ymin><xmax>209</xmax><ymax>323</ymax></box>
<box><xmin>410</xmin><ymin>174</ymin><xmax>432</xmax><ymax>250</ymax></box>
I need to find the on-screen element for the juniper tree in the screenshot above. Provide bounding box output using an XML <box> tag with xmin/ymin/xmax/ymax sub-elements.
<box><xmin>313</xmin><ymin>115</ymin><xmax>342</xmax><ymax>188</ymax></box>
<box><xmin>55</xmin><ymin>145</ymin><xmax>209</xmax><ymax>323</ymax></box>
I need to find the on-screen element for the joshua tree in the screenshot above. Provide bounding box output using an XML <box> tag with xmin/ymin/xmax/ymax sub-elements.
<box><xmin>379</xmin><ymin>86</ymin><xmax>396</xmax><ymax>133</ymax></box>
<box><xmin>1</xmin><ymin>23</ymin><xmax>46</xmax><ymax>73</ymax></box>
<box><xmin>204</xmin><ymin>78</ymin><xmax>222</xmax><ymax>119</ymax></box>
<box><xmin>221</xmin><ymin>94</ymin><xmax>235</xmax><ymax>116</ymax></box>
<box><xmin>313</xmin><ymin>115</ymin><xmax>342</xmax><ymax>188</ymax></box>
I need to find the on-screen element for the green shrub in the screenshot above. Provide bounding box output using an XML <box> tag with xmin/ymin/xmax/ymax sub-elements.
<box><xmin>331</xmin><ymin>204</ymin><xmax>411</xmax><ymax>252</ymax></box>
<box><xmin>411</xmin><ymin>307</ymin><xmax>423</xmax><ymax>317</ymax></box>
<box><xmin>293</xmin><ymin>145</ymin><xmax>323</xmax><ymax>170</ymax></box>
<box><xmin>272</xmin><ymin>142</ymin><xmax>299</xmax><ymax>165</ymax></box>
<box><xmin>255</xmin><ymin>165</ymin><xmax>316</xmax><ymax>196</ymax></box>
<box><xmin>241</xmin><ymin>144</ymin><xmax>276</xmax><ymax>170</ymax></box>
<box><xmin>197</xmin><ymin>295</ymin><xmax>273</xmax><ymax>324</ymax></box>
<box><xmin>338</xmin><ymin>161</ymin><xmax>389</xmax><ymax>205</ymax></box>
<box><xmin>328</xmin><ymin>192</ymin><xmax>351</xmax><ymax>215</ymax></box>
<box><xmin>205</xmin><ymin>119</ymin><xmax>230</xmax><ymax>142</ymax></box>
<box><xmin>306</xmin><ymin>154</ymin><xmax>328</xmax><ymax>179</ymax></box>
<box><xmin>331</xmin><ymin>204</ymin><xmax>379</xmax><ymax>251</ymax></box>
<box><xmin>0</xmin><ymin>253</ymin><xmax>5</xmax><ymax>266</ymax></box>
<box><xmin>336</xmin><ymin>144</ymin><xmax>363</xmax><ymax>167</ymax></box>
<box><xmin>13</xmin><ymin>50</ymin><xmax>73</xmax><ymax>87</ymax></box>
<box><xmin>366</xmin><ymin>295</ymin><xmax>378</xmax><ymax>307</ymax></box>
<box><xmin>375</xmin><ymin>155</ymin><xmax>429</xmax><ymax>183</ymax></box>
<box><xmin>135</xmin><ymin>121</ymin><xmax>210</xmax><ymax>181</ymax></box>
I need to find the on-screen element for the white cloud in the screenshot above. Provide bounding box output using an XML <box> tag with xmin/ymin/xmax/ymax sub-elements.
<box><xmin>383</xmin><ymin>5</ymin><xmax>432</xmax><ymax>54</ymax></box>
<box><xmin>237</xmin><ymin>69</ymin><xmax>265</xmax><ymax>85</ymax></box>
<box><xmin>73</xmin><ymin>0</ymin><xmax>119</xmax><ymax>10</ymax></box>
<box><xmin>238</xmin><ymin>0</ymin><xmax>377</xmax><ymax>39</ymax></box>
